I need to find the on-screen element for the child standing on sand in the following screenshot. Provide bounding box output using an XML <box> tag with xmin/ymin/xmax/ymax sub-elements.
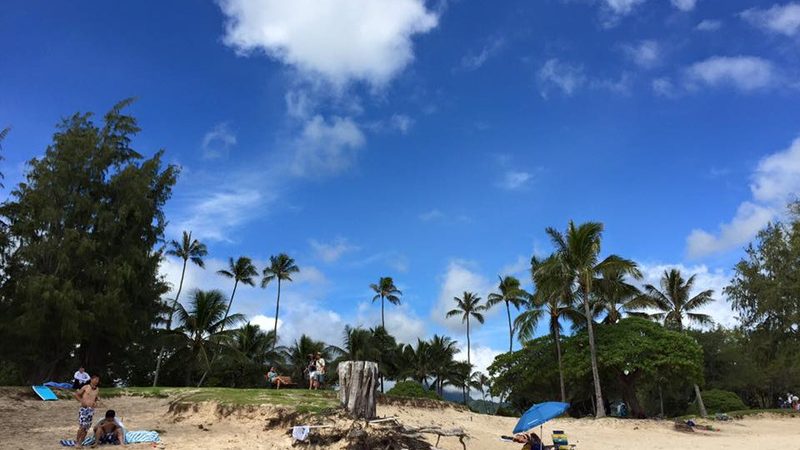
<box><xmin>73</xmin><ymin>375</ymin><xmax>100</xmax><ymax>448</ymax></box>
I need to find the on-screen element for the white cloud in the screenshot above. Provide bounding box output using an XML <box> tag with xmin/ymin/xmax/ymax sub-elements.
<box><xmin>201</xmin><ymin>122</ymin><xmax>237</xmax><ymax>160</ymax></box>
<box><xmin>290</xmin><ymin>115</ymin><xmax>366</xmax><ymax>177</ymax></box>
<box><xmin>458</xmin><ymin>36</ymin><xmax>505</xmax><ymax>71</ymax></box>
<box><xmin>454</xmin><ymin>344</ymin><xmax>503</xmax><ymax>377</ymax></box>
<box><xmin>652</xmin><ymin>77</ymin><xmax>677</xmax><ymax>97</ymax></box>
<box><xmin>499</xmin><ymin>255</ymin><xmax>530</xmax><ymax>279</ymax></box>
<box><xmin>637</xmin><ymin>262</ymin><xmax>736</xmax><ymax>328</ymax></box>
<box><xmin>671</xmin><ymin>0</ymin><xmax>697</xmax><ymax>12</ymax></box>
<box><xmin>389</xmin><ymin>114</ymin><xmax>414</xmax><ymax>134</ymax></box>
<box><xmin>285</xmin><ymin>90</ymin><xmax>314</xmax><ymax>119</ymax></box>
<box><xmin>431</xmin><ymin>260</ymin><xmax>496</xmax><ymax>331</ymax></box>
<box><xmin>355</xmin><ymin>303</ymin><xmax>427</xmax><ymax>344</ymax></box>
<box><xmin>696</xmin><ymin>19</ymin><xmax>722</xmax><ymax>31</ymax></box>
<box><xmin>685</xmin><ymin>56</ymin><xmax>777</xmax><ymax>92</ymax></box>
<box><xmin>419</xmin><ymin>209</ymin><xmax>446</xmax><ymax>222</ymax></box>
<box><xmin>309</xmin><ymin>237</ymin><xmax>359</xmax><ymax>263</ymax></box>
<box><xmin>217</xmin><ymin>0</ymin><xmax>438</xmax><ymax>87</ymax></box>
<box><xmin>538</xmin><ymin>59</ymin><xmax>586</xmax><ymax>98</ymax></box>
<box><xmin>172</xmin><ymin>188</ymin><xmax>267</xmax><ymax>242</ymax></box>
<box><xmin>250</xmin><ymin>314</ymin><xmax>283</xmax><ymax>333</ymax></box>
<box><xmin>602</xmin><ymin>0</ymin><xmax>646</xmax><ymax>15</ymax></box>
<box><xmin>687</xmin><ymin>137</ymin><xmax>800</xmax><ymax>258</ymax></box>
<box><xmin>741</xmin><ymin>2</ymin><xmax>800</xmax><ymax>36</ymax></box>
<box><xmin>622</xmin><ymin>40</ymin><xmax>661</xmax><ymax>69</ymax></box>
<box><xmin>498</xmin><ymin>171</ymin><xmax>533</xmax><ymax>190</ymax></box>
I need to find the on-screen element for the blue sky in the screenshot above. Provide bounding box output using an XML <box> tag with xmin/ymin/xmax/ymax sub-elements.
<box><xmin>2</xmin><ymin>0</ymin><xmax>800</xmax><ymax>373</ymax></box>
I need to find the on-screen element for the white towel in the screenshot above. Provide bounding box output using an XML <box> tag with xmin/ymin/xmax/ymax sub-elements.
<box><xmin>292</xmin><ymin>426</ymin><xmax>310</xmax><ymax>442</ymax></box>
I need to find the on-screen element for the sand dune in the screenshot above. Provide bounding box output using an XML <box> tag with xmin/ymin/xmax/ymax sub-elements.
<box><xmin>1</xmin><ymin>390</ymin><xmax>798</xmax><ymax>449</ymax></box>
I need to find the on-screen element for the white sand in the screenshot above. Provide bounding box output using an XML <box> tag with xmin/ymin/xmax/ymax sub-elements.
<box><xmin>1</xmin><ymin>390</ymin><xmax>798</xmax><ymax>449</ymax></box>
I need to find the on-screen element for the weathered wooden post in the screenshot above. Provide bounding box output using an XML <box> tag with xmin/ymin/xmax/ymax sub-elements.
<box><xmin>338</xmin><ymin>361</ymin><xmax>379</xmax><ymax>419</ymax></box>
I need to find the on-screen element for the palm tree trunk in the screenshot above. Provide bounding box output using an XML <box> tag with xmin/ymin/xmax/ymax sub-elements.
<box><xmin>505</xmin><ymin>301</ymin><xmax>513</xmax><ymax>353</ymax></box>
<box><xmin>272</xmin><ymin>279</ymin><xmax>281</xmax><ymax>351</ymax></box>
<box><xmin>381</xmin><ymin>295</ymin><xmax>385</xmax><ymax>328</ymax></box>
<box><xmin>197</xmin><ymin>279</ymin><xmax>240</xmax><ymax>387</ymax></box>
<box><xmin>659</xmin><ymin>384</ymin><xmax>664</xmax><ymax>417</ymax></box>
<box><xmin>694</xmin><ymin>384</ymin><xmax>707</xmax><ymax>417</ymax></box>
<box><xmin>554</xmin><ymin>324</ymin><xmax>566</xmax><ymax>403</ymax></box>
<box><xmin>466</xmin><ymin>316</ymin><xmax>471</xmax><ymax>403</ymax></box>
<box><xmin>153</xmin><ymin>257</ymin><xmax>187</xmax><ymax>387</ymax></box>
<box><xmin>583</xmin><ymin>285</ymin><xmax>606</xmax><ymax>418</ymax></box>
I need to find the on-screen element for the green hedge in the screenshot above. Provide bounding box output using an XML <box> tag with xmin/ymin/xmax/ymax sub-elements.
<box><xmin>687</xmin><ymin>389</ymin><xmax>747</xmax><ymax>415</ymax></box>
<box><xmin>386</xmin><ymin>381</ymin><xmax>442</xmax><ymax>400</ymax></box>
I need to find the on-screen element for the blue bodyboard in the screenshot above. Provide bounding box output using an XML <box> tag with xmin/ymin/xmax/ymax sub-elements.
<box><xmin>32</xmin><ymin>385</ymin><xmax>58</xmax><ymax>401</ymax></box>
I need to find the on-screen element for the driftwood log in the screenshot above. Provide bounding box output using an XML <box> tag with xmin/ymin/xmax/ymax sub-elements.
<box><xmin>338</xmin><ymin>361</ymin><xmax>379</xmax><ymax>419</ymax></box>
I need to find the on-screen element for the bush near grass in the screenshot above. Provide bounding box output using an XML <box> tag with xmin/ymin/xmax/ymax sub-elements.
<box><xmin>687</xmin><ymin>389</ymin><xmax>747</xmax><ymax>415</ymax></box>
<box><xmin>386</xmin><ymin>381</ymin><xmax>442</xmax><ymax>400</ymax></box>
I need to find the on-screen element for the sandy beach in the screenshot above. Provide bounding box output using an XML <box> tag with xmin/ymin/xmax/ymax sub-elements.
<box><xmin>1</xmin><ymin>389</ymin><xmax>798</xmax><ymax>450</ymax></box>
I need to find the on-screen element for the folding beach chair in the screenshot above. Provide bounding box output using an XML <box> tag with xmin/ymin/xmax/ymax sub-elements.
<box><xmin>552</xmin><ymin>430</ymin><xmax>576</xmax><ymax>449</ymax></box>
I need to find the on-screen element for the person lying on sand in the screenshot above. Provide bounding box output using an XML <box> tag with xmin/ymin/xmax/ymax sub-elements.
<box><xmin>91</xmin><ymin>410</ymin><xmax>126</xmax><ymax>447</ymax></box>
<box><xmin>73</xmin><ymin>375</ymin><xmax>100</xmax><ymax>447</ymax></box>
<box><xmin>513</xmin><ymin>432</ymin><xmax>544</xmax><ymax>450</ymax></box>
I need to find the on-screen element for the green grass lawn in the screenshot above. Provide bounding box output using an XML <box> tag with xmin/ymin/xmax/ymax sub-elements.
<box><xmin>103</xmin><ymin>387</ymin><xmax>339</xmax><ymax>414</ymax></box>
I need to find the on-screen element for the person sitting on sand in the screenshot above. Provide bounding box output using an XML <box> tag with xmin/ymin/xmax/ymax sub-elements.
<box><xmin>73</xmin><ymin>367</ymin><xmax>91</xmax><ymax>390</ymax></box>
<box><xmin>513</xmin><ymin>432</ymin><xmax>544</xmax><ymax>450</ymax></box>
<box><xmin>266</xmin><ymin>367</ymin><xmax>290</xmax><ymax>389</ymax></box>
<box><xmin>73</xmin><ymin>375</ymin><xmax>100</xmax><ymax>448</ymax></box>
<box><xmin>92</xmin><ymin>410</ymin><xmax>126</xmax><ymax>447</ymax></box>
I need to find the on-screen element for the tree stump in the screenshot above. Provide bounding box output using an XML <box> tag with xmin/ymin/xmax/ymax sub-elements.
<box><xmin>338</xmin><ymin>361</ymin><xmax>379</xmax><ymax>419</ymax></box>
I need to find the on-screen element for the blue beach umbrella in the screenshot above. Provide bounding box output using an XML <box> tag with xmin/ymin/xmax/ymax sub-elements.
<box><xmin>513</xmin><ymin>402</ymin><xmax>570</xmax><ymax>434</ymax></box>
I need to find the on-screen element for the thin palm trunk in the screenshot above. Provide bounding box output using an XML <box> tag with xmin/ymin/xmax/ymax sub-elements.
<box><xmin>694</xmin><ymin>384</ymin><xmax>707</xmax><ymax>417</ymax></box>
<box><xmin>272</xmin><ymin>279</ymin><xmax>281</xmax><ymax>351</ymax></box>
<box><xmin>659</xmin><ymin>385</ymin><xmax>664</xmax><ymax>417</ymax></box>
<box><xmin>381</xmin><ymin>294</ymin><xmax>385</xmax><ymax>328</ymax></box>
<box><xmin>554</xmin><ymin>324</ymin><xmax>566</xmax><ymax>403</ymax></box>
<box><xmin>197</xmin><ymin>279</ymin><xmax>240</xmax><ymax>387</ymax></box>
<box><xmin>505</xmin><ymin>301</ymin><xmax>513</xmax><ymax>353</ymax></box>
<box><xmin>153</xmin><ymin>258</ymin><xmax>187</xmax><ymax>387</ymax></box>
<box><xmin>466</xmin><ymin>316</ymin><xmax>471</xmax><ymax>402</ymax></box>
<box><xmin>583</xmin><ymin>284</ymin><xmax>606</xmax><ymax>418</ymax></box>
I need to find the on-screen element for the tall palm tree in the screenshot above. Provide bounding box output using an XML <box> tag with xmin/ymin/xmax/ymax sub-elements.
<box><xmin>428</xmin><ymin>334</ymin><xmax>460</xmax><ymax>395</ymax></box>
<box><xmin>487</xmin><ymin>275</ymin><xmax>529</xmax><ymax>352</ymax></box>
<box><xmin>262</xmin><ymin>253</ymin><xmax>299</xmax><ymax>350</ymax></box>
<box><xmin>153</xmin><ymin>230</ymin><xmax>207</xmax><ymax>387</ymax></box>
<box><xmin>196</xmin><ymin>256</ymin><xmax>259</xmax><ymax>386</ymax></box>
<box><xmin>541</xmin><ymin>221</ymin><xmax>641</xmax><ymax>417</ymax></box>
<box><xmin>516</xmin><ymin>255</ymin><xmax>583</xmax><ymax>403</ymax></box>
<box><xmin>217</xmin><ymin>257</ymin><xmax>258</xmax><ymax>327</ymax></box>
<box><xmin>174</xmin><ymin>289</ymin><xmax>244</xmax><ymax>386</ymax></box>
<box><xmin>370</xmin><ymin>277</ymin><xmax>402</xmax><ymax>329</ymax></box>
<box><xmin>592</xmin><ymin>266</ymin><xmax>646</xmax><ymax>324</ymax></box>
<box><xmin>0</xmin><ymin>127</ymin><xmax>9</xmax><ymax>189</ymax></box>
<box><xmin>639</xmin><ymin>268</ymin><xmax>714</xmax><ymax>417</ymax></box>
<box><xmin>446</xmin><ymin>292</ymin><xmax>486</xmax><ymax>370</ymax></box>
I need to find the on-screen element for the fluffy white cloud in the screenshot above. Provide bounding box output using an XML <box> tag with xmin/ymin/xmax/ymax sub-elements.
<box><xmin>201</xmin><ymin>122</ymin><xmax>237</xmax><ymax>160</ymax></box>
<box><xmin>685</xmin><ymin>56</ymin><xmax>777</xmax><ymax>92</ymax></box>
<box><xmin>290</xmin><ymin>115</ymin><xmax>366</xmax><ymax>177</ymax></box>
<box><xmin>637</xmin><ymin>262</ymin><xmax>736</xmax><ymax>328</ymax></box>
<box><xmin>622</xmin><ymin>40</ymin><xmax>661</xmax><ymax>69</ymax></box>
<box><xmin>741</xmin><ymin>2</ymin><xmax>800</xmax><ymax>36</ymax></box>
<box><xmin>309</xmin><ymin>237</ymin><xmax>359</xmax><ymax>263</ymax></box>
<box><xmin>538</xmin><ymin>59</ymin><xmax>586</xmax><ymax>98</ymax></box>
<box><xmin>687</xmin><ymin>137</ymin><xmax>800</xmax><ymax>258</ymax></box>
<box><xmin>172</xmin><ymin>188</ymin><xmax>267</xmax><ymax>242</ymax></box>
<box><xmin>431</xmin><ymin>260</ymin><xmax>496</xmax><ymax>331</ymax></box>
<box><xmin>458</xmin><ymin>36</ymin><xmax>505</xmax><ymax>71</ymax></box>
<box><xmin>498</xmin><ymin>171</ymin><xmax>533</xmax><ymax>190</ymax></box>
<box><xmin>602</xmin><ymin>0</ymin><xmax>646</xmax><ymax>15</ymax></box>
<box><xmin>671</xmin><ymin>0</ymin><xmax>697</xmax><ymax>12</ymax></box>
<box><xmin>696</xmin><ymin>19</ymin><xmax>722</xmax><ymax>31</ymax></box>
<box><xmin>355</xmin><ymin>303</ymin><xmax>427</xmax><ymax>344</ymax></box>
<box><xmin>454</xmin><ymin>344</ymin><xmax>503</xmax><ymax>377</ymax></box>
<box><xmin>217</xmin><ymin>0</ymin><xmax>438</xmax><ymax>87</ymax></box>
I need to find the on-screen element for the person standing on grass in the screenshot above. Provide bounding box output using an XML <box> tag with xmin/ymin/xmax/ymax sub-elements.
<box><xmin>306</xmin><ymin>355</ymin><xmax>317</xmax><ymax>390</ymax></box>
<box><xmin>73</xmin><ymin>367</ymin><xmax>91</xmax><ymax>389</ymax></box>
<box><xmin>73</xmin><ymin>375</ymin><xmax>100</xmax><ymax>448</ymax></box>
<box><xmin>314</xmin><ymin>352</ymin><xmax>326</xmax><ymax>390</ymax></box>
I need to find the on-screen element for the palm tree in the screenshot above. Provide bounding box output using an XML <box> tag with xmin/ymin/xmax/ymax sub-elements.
<box><xmin>516</xmin><ymin>255</ymin><xmax>583</xmax><ymax>403</ymax></box>
<box><xmin>217</xmin><ymin>257</ymin><xmax>259</xmax><ymax>326</ymax></box>
<box><xmin>153</xmin><ymin>230</ymin><xmax>207</xmax><ymax>387</ymax></box>
<box><xmin>226</xmin><ymin>323</ymin><xmax>278</xmax><ymax>387</ymax></box>
<box><xmin>428</xmin><ymin>334</ymin><xmax>460</xmax><ymax>396</ymax></box>
<box><xmin>592</xmin><ymin>267</ymin><xmax>646</xmax><ymax>324</ymax></box>
<box><xmin>174</xmin><ymin>289</ymin><xmax>244</xmax><ymax>385</ymax></box>
<box><xmin>370</xmin><ymin>277</ymin><xmax>402</xmax><ymax>329</ymax></box>
<box><xmin>639</xmin><ymin>268</ymin><xmax>715</xmax><ymax>417</ymax></box>
<box><xmin>278</xmin><ymin>335</ymin><xmax>331</xmax><ymax>387</ymax></box>
<box><xmin>0</xmin><ymin>127</ymin><xmax>9</xmax><ymax>189</ymax></box>
<box><xmin>471</xmin><ymin>371</ymin><xmax>491</xmax><ymax>404</ymax></box>
<box><xmin>447</xmin><ymin>292</ymin><xmax>486</xmax><ymax>370</ymax></box>
<box><xmin>262</xmin><ymin>253</ymin><xmax>299</xmax><ymax>350</ymax></box>
<box><xmin>487</xmin><ymin>275</ymin><xmax>529</xmax><ymax>352</ymax></box>
<box><xmin>541</xmin><ymin>221</ymin><xmax>641</xmax><ymax>417</ymax></box>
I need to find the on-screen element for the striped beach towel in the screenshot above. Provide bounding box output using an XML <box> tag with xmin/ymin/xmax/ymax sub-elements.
<box><xmin>60</xmin><ymin>430</ymin><xmax>160</xmax><ymax>446</ymax></box>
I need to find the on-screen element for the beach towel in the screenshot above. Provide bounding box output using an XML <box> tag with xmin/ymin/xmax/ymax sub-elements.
<box><xmin>59</xmin><ymin>431</ymin><xmax>160</xmax><ymax>446</ymax></box>
<box><xmin>292</xmin><ymin>425</ymin><xmax>310</xmax><ymax>442</ymax></box>
<box><xmin>32</xmin><ymin>385</ymin><xmax>58</xmax><ymax>401</ymax></box>
<box><xmin>44</xmin><ymin>381</ymin><xmax>74</xmax><ymax>389</ymax></box>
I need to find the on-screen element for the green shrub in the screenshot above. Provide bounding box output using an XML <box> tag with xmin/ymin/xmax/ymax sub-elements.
<box><xmin>687</xmin><ymin>389</ymin><xmax>747</xmax><ymax>415</ymax></box>
<box><xmin>495</xmin><ymin>406</ymin><xmax>519</xmax><ymax>417</ymax></box>
<box><xmin>386</xmin><ymin>381</ymin><xmax>441</xmax><ymax>400</ymax></box>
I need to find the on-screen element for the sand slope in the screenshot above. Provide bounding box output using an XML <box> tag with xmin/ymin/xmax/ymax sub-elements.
<box><xmin>1</xmin><ymin>390</ymin><xmax>798</xmax><ymax>449</ymax></box>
